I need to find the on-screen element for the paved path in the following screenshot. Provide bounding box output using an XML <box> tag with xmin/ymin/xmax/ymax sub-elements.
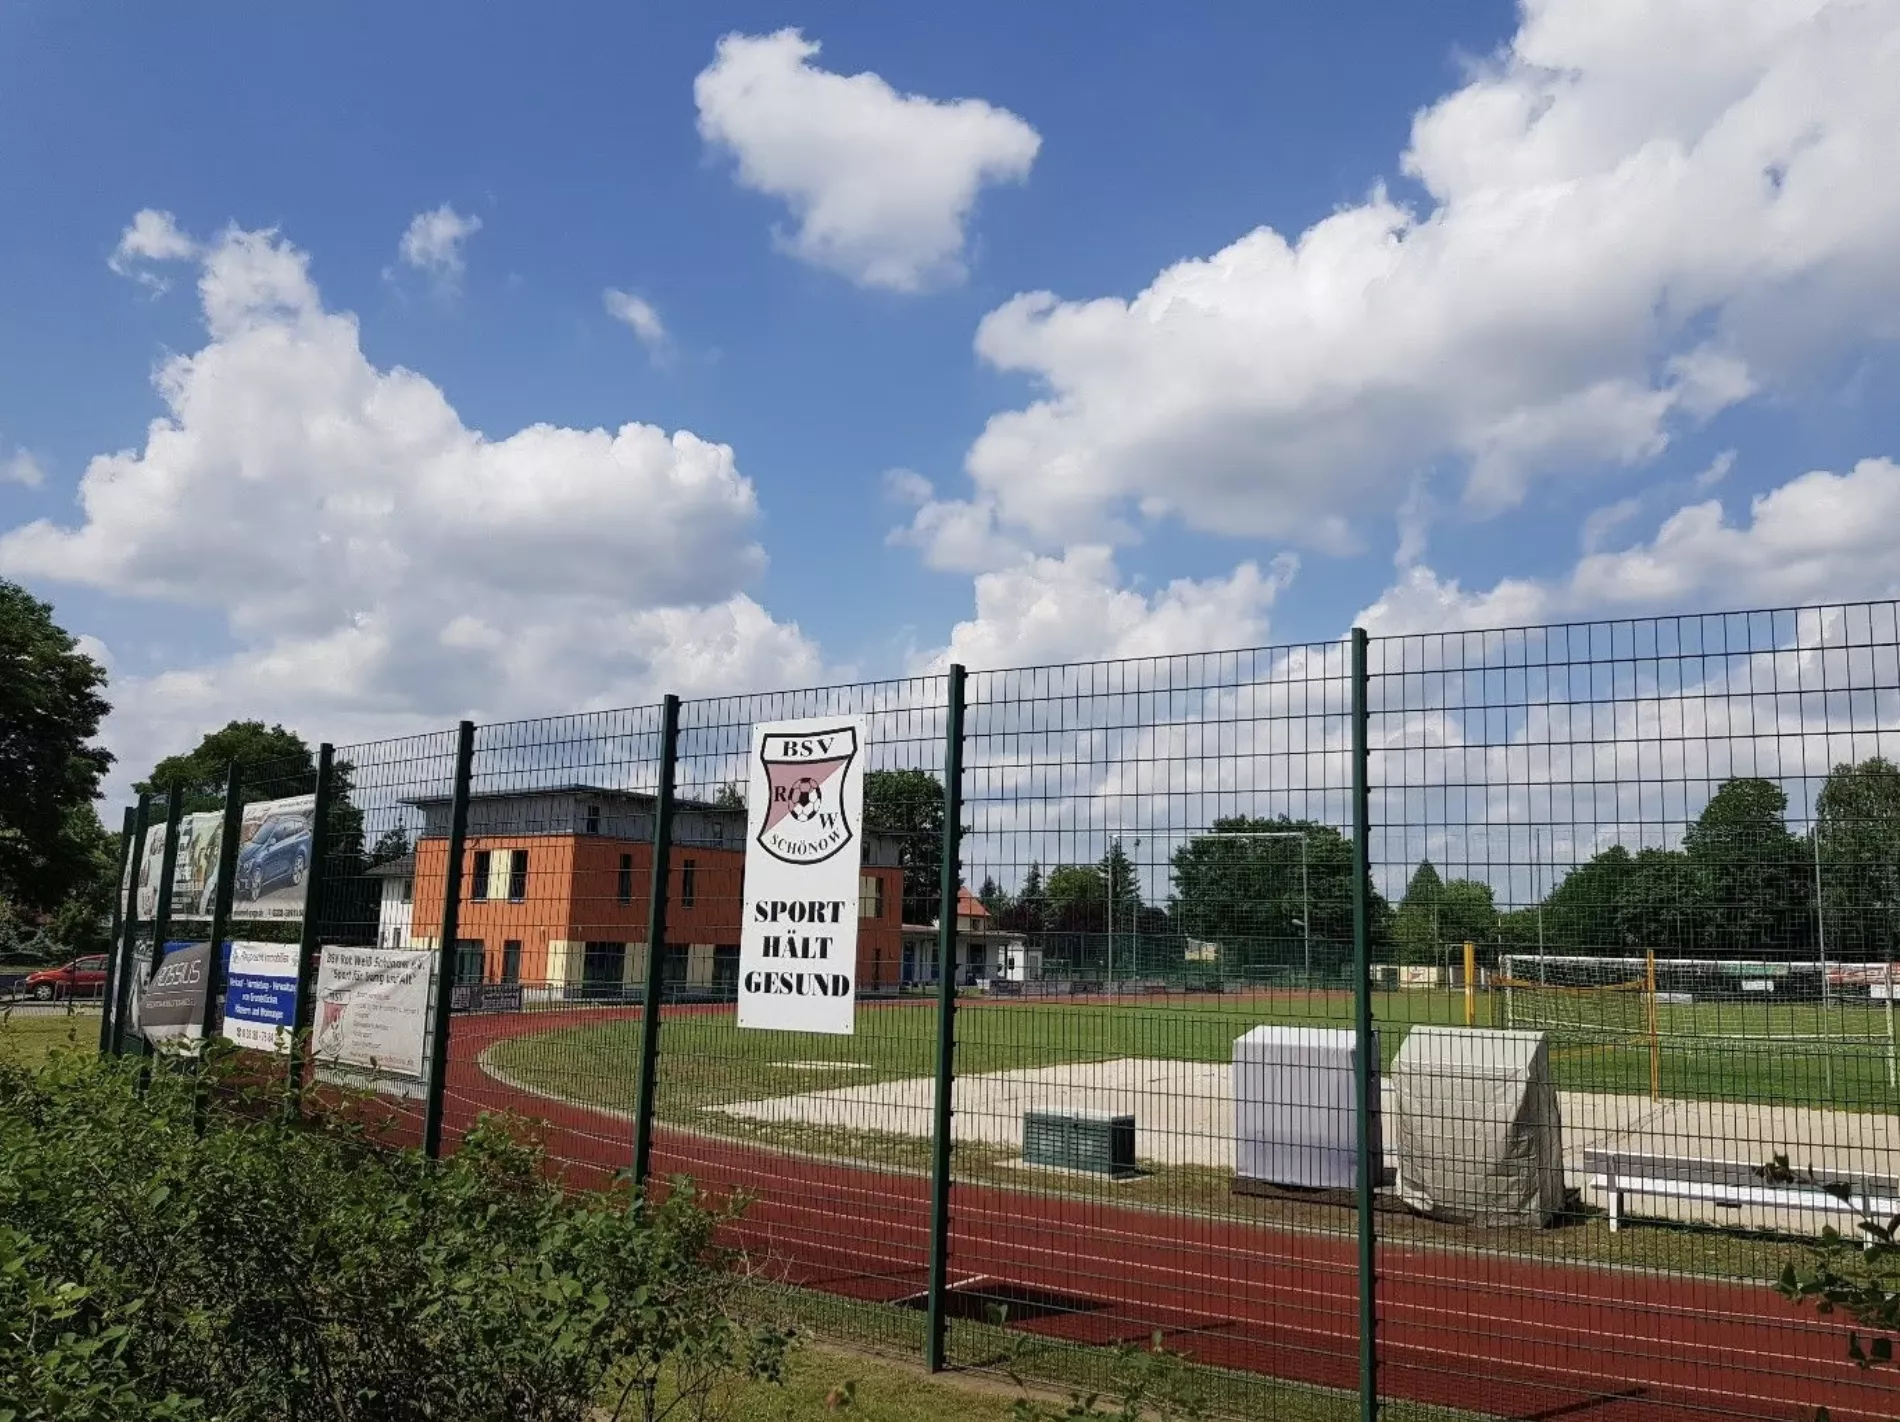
<box><xmin>427</xmin><ymin>1004</ymin><xmax>1900</xmax><ymax>1422</ymax></box>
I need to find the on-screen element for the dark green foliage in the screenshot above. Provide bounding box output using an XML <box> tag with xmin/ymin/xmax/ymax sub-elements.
<box><xmin>1169</xmin><ymin>816</ymin><xmax>1383</xmax><ymax>978</ymax></box>
<box><xmin>863</xmin><ymin>769</ymin><xmax>944</xmax><ymax>925</ymax></box>
<box><xmin>1775</xmin><ymin>1155</ymin><xmax>1900</xmax><ymax>1378</ymax></box>
<box><xmin>1685</xmin><ymin>777</ymin><xmax>1812</xmax><ymax>954</ymax></box>
<box><xmin>1816</xmin><ymin>756</ymin><xmax>1900</xmax><ymax>957</ymax></box>
<box><xmin>0</xmin><ymin>580</ymin><xmax>113</xmax><ymax>932</ymax></box>
<box><xmin>136</xmin><ymin>720</ymin><xmax>316</xmax><ymax>813</ymax></box>
<box><xmin>0</xmin><ymin>1049</ymin><xmax>788</xmax><ymax>1421</ymax></box>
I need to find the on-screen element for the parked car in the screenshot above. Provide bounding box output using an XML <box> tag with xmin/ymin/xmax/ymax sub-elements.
<box><xmin>23</xmin><ymin>955</ymin><xmax>109</xmax><ymax>1001</ymax></box>
<box><xmin>235</xmin><ymin>814</ymin><xmax>312</xmax><ymax>902</ymax></box>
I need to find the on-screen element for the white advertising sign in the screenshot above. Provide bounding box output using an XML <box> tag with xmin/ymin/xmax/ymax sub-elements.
<box><xmin>312</xmin><ymin>946</ymin><xmax>433</xmax><ymax>1078</ymax></box>
<box><xmin>736</xmin><ymin>715</ymin><xmax>866</xmax><ymax>1035</ymax></box>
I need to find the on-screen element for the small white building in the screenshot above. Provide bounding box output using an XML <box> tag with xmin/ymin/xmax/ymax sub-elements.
<box><xmin>367</xmin><ymin>854</ymin><xmax>415</xmax><ymax>949</ymax></box>
<box><xmin>901</xmin><ymin>888</ymin><xmax>1028</xmax><ymax>986</ymax></box>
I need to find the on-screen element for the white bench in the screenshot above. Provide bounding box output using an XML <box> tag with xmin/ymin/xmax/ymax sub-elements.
<box><xmin>1585</xmin><ymin>1148</ymin><xmax>1900</xmax><ymax>1233</ymax></box>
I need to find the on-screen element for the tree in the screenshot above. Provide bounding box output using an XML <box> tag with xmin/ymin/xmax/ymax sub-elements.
<box><xmin>1169</xmin><ymin>816</ymin><xmax>1380</xmax><ymax>978</ymax></box>
<box><xmin>1538</xmin><ymin>845</ymin><xmax>1635</xmax><ymax>955</ymax></box>
<box><xmin>1615</xmin><ymin>847</ymin><xmax>1700</xmax><ymax>953</ymax></box>
<box><xmin>1815</xmin><ymin>756</ymin><xmax>1900</xmax><ymax>958</ymax></box>
<box><xmin>138</xmin><ymin>720</ymin><xmax>315</xmax><ymax>812</ymax></box>
<box><xmin>976</xmin><ymin>875</ymin><xmax>1009</xmax><ymax>919</ymax></box>
<box><xmin>711</xmin><ymin>781</ymin><xmax>746</xmax><ymax>810</ymax></box>
<box><xmin>1437</xmin><ymin>879</ymin><xmax>1498</xmax><ymax>950</ymax></box>
<box><xmin>1045</xmin><ymin>863</ymin><xmax>1107</xmax><ymax>928</ymax></box>
<box><xmin>862</xmin><ymin>768</ymin><xmax>944</xmax><ymax>925</ymax></box>
<box><xmin>996</xmin><ymin>861</ymin><xmax>1048</xmax><ymax>937</ymax></box>
<box><xmin>1684</xmin><ymin>777</ymin><xmax>1810</xmax><ymax>955</ymax></box>
<box><xmin>0</xmin><ymin>580</ymin><xmax>113</xmax><ymax>921</ymax></box>
<box><xmin>1392</xmin><ymin>860</ymin><xmax>1444</xmax><ymax>965</ymax></box>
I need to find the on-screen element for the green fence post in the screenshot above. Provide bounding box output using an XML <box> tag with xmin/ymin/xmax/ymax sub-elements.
<box><xmin>108</xmin><ymin>796</ymin><xmax>151</xmax><ymax>1057</ymax></box>
<box><xmin>195</xmin><ymin>766</ymin><xmax>245</xmax><ymax>1048</ymax></box>
<box><xmin>284</xmin><ymin>744</ymin><xmax>335</xmax><ymax>1118</ymax></box>
<box><xmin>423</xmin><ymin>721</ymin><xmax>476</xmax><ymax>1159</ymax></box>
<box><xmin>99</xmin><ymin>806</ymin><xmax>137</xmax><ymax>1055</ymax></box>
<box><xmin>1350</xmin><ymin>627</ymin><xmax>1378</xmax><ymax>1422</ymax></box>
<box><xmin>141</xmin><ymin>788</ymin><xmax>186</xmax><ymax>1061</ymax></box>
<box><xmin>631</xmin><ymin>694</ymin><xmax>681</xmax><ymax>1194</ymax></box>
<box><xmin>926</xmin><ymin>663</ymin><xmax>967</xmax><ymax>1373</ymax></box>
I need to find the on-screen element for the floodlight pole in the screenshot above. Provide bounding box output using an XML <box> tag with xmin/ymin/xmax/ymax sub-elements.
<box><xmin>1105</xmin><ymin>836</ymin><xmax>1140</xmax><ymax>992</ymax></box>
<box><xmin>1211</xmin><ymin>830</ymin><xmax>1312</xmax><ymax>979</ymax></box>
<box><xmin>1813</xmin><ymin>831</ymin><xmax>1830</xmax><ymax>1013</ymax></box>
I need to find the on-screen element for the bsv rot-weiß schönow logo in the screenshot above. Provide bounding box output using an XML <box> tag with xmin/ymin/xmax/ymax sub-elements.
<box><xmin>755</xmin><ymin>725</ymin><xmax>859</xmax><ymax>865</ymax></box>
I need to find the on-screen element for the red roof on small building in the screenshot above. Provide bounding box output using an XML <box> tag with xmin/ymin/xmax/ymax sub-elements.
<box><xmin>956</xmin><ymin>887</ymin><xmax>990</xmax><ymax>920</ymax></box>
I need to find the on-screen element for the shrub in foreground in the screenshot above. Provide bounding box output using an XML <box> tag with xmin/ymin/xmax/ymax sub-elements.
<box><xmin>0</xmin><ymin>1047</ymin><xmax>787</xmax><ymax>1421</ymax></box>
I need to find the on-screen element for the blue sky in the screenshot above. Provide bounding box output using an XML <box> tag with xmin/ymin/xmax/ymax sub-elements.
<box><xmin>1</xmin><ymin>1</ymin><xmax>1897</xmax><ymax>795</ymax></box>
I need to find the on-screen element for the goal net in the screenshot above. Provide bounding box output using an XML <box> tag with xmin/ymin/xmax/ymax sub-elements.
<box><xmin>1498</xmin><ymin>954</ymin><xmax>1899</xmax><ymax>1044</ymax></box>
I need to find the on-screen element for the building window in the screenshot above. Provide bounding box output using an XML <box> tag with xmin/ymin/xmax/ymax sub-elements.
<box><xmin>617</xmin><ymin>853</ymin><xmax>634</xmax><ymax>904</ymax></box>
<box><xmin>455</xmin><ymin>939</ymin><xmax>485</xmax><ymax>986</ymax></box>
<box><xmin>470</xmin><ymin>849</ymin><xmax>491</xmax><ymax>902</ymax></box>
<box><xmin>860</xmin><ymin>874</ymin><xmax>884</xmax><ymax>920</ymax></box>
<box><xmin>584</xmin><ymin>803</ymin><xmax>602</xmax><ymax>835</ymax></box>
<box><xmin>681</xmin><ymin>858</ymin><xmax>697</xmax><ymax>908</ymax></box>
<box><xmin>501</xmin><ymin>940</ymin><xmax>522</xmax><ymax>985</ymax></box>
<box><xmin>399</xmin><ymin>876</ymin><xmax>412</xmax><ymax>905</ymax></box>
<box><xmin>507</xmin><ymin>849</ymin><xmax>528</xmax><ymax>902</ymax></box>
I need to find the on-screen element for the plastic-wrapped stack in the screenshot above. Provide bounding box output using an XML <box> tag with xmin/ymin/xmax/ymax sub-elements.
<box><xmin>1393</xmin><ymin>1025</ymin><xmax>1565</xmax><ymax>1226</ymax></box>
<box><xmin>1232</xmin><ymin>1025</ymin><xmax>1381</xmax><ymax>1189</ymax></box>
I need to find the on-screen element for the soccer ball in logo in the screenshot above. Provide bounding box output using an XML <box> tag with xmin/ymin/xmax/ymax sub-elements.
<box><xmin>785</xmin><ymin>776</ymin><xmax>823</xmax><ymax>822</ymax></box>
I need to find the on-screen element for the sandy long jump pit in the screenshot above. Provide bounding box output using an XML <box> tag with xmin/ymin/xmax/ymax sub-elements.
<box><xmin>717</xmin><ymin>1056</ymin><xmax>1900</xmax><ymax>1231</ymax></box>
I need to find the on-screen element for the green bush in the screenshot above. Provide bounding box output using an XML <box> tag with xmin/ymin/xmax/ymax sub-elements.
<box><xmin>0</xmin><ymin>1048</ymin><xmax>789</xmax><ymax>1421</ymax></box>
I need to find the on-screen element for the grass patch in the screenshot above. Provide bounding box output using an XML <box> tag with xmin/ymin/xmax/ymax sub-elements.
<box><xmin>0</xmin><ymin>1008</ymin><xmax>99</xmax><ymax>1066</ymax></box>
<box><xmin>745</xmin><ymin>1282</ymin><xmax>1487</xmax><ymax>1422</ymax></box>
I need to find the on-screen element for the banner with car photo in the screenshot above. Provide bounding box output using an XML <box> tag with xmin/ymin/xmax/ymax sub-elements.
<box><xmin>148</xmin><ymin>794</ymin><xmax>318</xmax><ymax>924</ymax></box>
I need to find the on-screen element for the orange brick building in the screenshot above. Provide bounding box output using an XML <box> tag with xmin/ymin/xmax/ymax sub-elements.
<box><xmin>389</xmin><ymin>785</ymin><xmax>905</xmax><ymax>997</ymax></box>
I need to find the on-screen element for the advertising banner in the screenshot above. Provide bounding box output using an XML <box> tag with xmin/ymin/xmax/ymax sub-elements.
<box><xmin>451</xmin><ymin>982</ymin><xmax>524</xmax><ymax>1014</ymax></box>
<box><xmin>135</xmin><ymin>940</ymin><xmax>213</xmax><ymax>1049</ymax></box>
<box><xmin>736</xmin><ymin>716</ymin><xmax>865</xmax><ymax>1035</ymax></box>
<box><xmin>222</xmin><ymin>941</ymin><xmax>301</xmax><ymax>1053</ymax></box>
<box><xmin>312</xmin><ymin>946</ymin><xmax>432</xmax><ymax>1078</ymax></box>
<box><xmin>144</xmin><ymin>794</ymin><xmax>317</xmax><ymax>924</ymax></box>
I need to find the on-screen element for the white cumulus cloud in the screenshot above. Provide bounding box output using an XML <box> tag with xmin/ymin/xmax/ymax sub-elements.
<box><xmin>108</xmin><ymin>208</ymin><xmax>201</xmax><ymax>291</ymax></box>
<box><xmin>947</xmin><ymin>0</ymin><xmax>1900</xmax><ymax>554</ymax></box>
<box><xmin>1357</xmin><ymin>455</ymin><xmax>1900</xmax><ymax>636</ymax></box>
<box><xmin>397</xmin><ymin>203</ymin><xmax>483</xmax><ymax>285</ymax></box>
<box><xmin>695</xmin><ymin>28</ymin><xmax>1040</xmax><ymax>291</ymax></box>
<box><xmin>2</xmin><ymin>219</ymin><xmax>824</xmax><ymax>789</ymax></box>
<box><xmin>603</xmin><ymin>288</ymin><xmax>667</xmax><ymax>354</ymax></box>
<box><xmin>918</xmin><ymin>546</ymin><xmax>1297</xmax><ymax>672</ymax></box>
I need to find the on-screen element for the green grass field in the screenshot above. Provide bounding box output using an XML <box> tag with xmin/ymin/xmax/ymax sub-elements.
<box><xmin>0</xmin><ymin>1008</ymin><xmax>101</xmax><ymax>1067</ymax></box>
<box><xmin>489</xmin><ymin>988</ymin><xmax>1900</xmax><ymax>1125</ymax></box>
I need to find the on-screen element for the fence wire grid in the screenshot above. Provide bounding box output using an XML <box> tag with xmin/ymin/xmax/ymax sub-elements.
<box><xmin>95</xmin><ymin>600</ymin><xmax>1900</xmax><ymax>1422</ymax></box>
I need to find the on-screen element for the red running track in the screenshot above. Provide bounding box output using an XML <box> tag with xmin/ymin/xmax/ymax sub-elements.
<box><xmin>425</xmin><ymin>1005</ymin><xmax>1897</xmax><ymax>1422</ymax></box>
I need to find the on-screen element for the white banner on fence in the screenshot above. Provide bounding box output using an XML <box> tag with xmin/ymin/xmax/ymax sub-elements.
<box><xmin>736</xmin><ymin>715</ymin><xmax>866</xmax><ymax>1035</ymax></box>
<box><xmin>312</xmin><ymin>946</ymin><xmax>433</xmax><ymax>1078</ymax></box>
<box><xmin>222</xmin><ymin>941</ymin><xmax>301</xmax><ymax>1053</ymax></box>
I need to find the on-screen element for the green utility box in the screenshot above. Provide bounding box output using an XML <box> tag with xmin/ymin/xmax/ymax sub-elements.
<box><xmin>1022</xmin><ymin>1111</ymin><xmax>1137</xmax><ymax>1178</ymax></box>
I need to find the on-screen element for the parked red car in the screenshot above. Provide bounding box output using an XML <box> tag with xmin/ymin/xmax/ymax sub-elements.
<box><xmin>21</xmin><ymin>955</ymin><xmax>109</xmax><ymax>1001</ymax></box>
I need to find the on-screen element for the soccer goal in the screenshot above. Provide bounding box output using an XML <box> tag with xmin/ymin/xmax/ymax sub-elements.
<box><xmin>1498</xmin><ymin>953</ymin><xmax>1900</xmax><ymax>1100</ymax></box>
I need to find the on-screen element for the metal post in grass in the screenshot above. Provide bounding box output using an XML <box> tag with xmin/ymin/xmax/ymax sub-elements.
<box><xmin>926</xmin><ymin>663</ymin><xmax>967</xmax><ymax>1374</ymax></box>
<box><xmin>631</xmin><ymin>694</ymin><xmax>680</xmax><ymax>1193</ymax></box>
<box><xmin>195</xmin><ymin>766</ymin><xmax>245</xmax><ymax>1048</ymax></box>
<box><xmin>422</xmin><ymin>720</ymin><xmax>476</xmax><ymax>1160</ymax></box>
<box><xmin>284</xmin><ymin>744</ymin><xmax>335</xmax><ymax>1118</ymax></box>
<box><xmin>141</xmin><ymin>788</ymin><xmax>187</xmax><ymax>1061</ymax></box>
<box><xmin>99</xmin><ymin>805</ymin><xmax>137</xmax><ymax>1055</ymax></box>
<box><xmin>1349</xmin><ymin>628</ymin><xmax>1378</xmax><ymax>1422</ymax></box>
<box><xmin>109</xmin><ymin>795</ymin><xmax>152</xmax><ymax>1057</ymax></box>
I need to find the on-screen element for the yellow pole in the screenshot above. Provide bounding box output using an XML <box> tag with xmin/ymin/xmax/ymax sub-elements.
<box><xmin>1646</xmin><ymin>948</ymin><xmax>1660</xmax><ymax>1103</ymax></box>
<box><xmin>1464</xmin><ymin>941</ymin><xmax>1477</xmax><ymax>1028</ymax></box>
